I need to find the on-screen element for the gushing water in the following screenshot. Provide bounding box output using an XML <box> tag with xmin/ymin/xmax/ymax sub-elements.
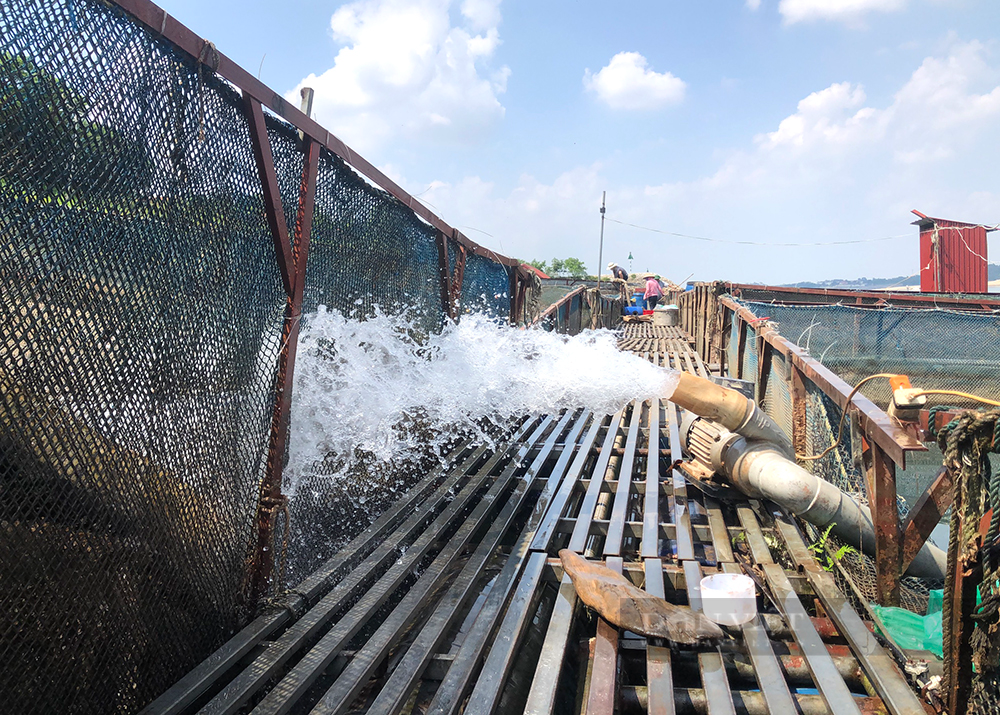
<box><xmin>286</xmin><ymin>307</ymin><xmax>679</xmax><ymax>491</ymax></box>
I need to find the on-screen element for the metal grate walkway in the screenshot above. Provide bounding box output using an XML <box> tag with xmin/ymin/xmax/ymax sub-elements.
<box><xmin>143</xmin><ymin>324</ymin><xmax>925</xmax><ymax>715</ymax></box>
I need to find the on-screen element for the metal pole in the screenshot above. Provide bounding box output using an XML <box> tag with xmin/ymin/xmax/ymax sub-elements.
<box><xmin>597</xmin><ymin>191</ymin><xmax>606</xmax><ymax>292</ymax></box>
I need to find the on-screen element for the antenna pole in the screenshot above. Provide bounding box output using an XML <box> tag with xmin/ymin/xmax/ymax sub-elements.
<box><xmin>597</xmin><ymin>191</ymin><xmax>606</xmax><ymax>293</ymax></box>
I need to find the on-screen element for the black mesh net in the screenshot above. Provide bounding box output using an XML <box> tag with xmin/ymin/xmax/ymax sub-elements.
<box><xmin>302</xmin><ymin>148</ymin><xmax>447</xmax><ymax>333</ymax></box>
<box><xmin>458</xmin><ymin>251</ymin><xmax>512</xmax><ymax>319</ymax></box>
<box><xmin>1</xmin><ymin>1</ymin><xmax>290</xmax><ymax>712</ymax></box>
<box><xmin>720</xmin><ymin>299</ymin><xmax>978</xmax><ymax>611</ymax></box>
<box><xmin>0</xmin><ymin>0</ymin><xmax>514</xmax><ymax>712</ymax></box>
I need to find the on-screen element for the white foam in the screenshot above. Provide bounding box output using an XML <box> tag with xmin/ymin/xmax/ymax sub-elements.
<box><xmin>286</xmin><ymin>307</ymin><xmax>679</xmax><ymax>490</ymax></box>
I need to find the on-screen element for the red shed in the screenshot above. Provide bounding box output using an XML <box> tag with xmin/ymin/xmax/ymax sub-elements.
<box><xmin>912</xmin><ymin>210</ymin><xmax>993</xmax><ymax>293</ymax></box>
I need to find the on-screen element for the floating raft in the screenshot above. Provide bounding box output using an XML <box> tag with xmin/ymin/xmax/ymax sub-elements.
<box><xmin>144</xmin><ymin>325</ymin><xmax>924</xmax><ymax>715</ymax></box>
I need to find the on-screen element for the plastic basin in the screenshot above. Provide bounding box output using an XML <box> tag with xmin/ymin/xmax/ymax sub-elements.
<box><xmin>700</xmin><ymin>574</ymin><xmax>757</xmax><ymax>626</ymax></box>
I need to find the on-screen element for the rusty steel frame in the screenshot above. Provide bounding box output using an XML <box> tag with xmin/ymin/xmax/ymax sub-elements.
<box><xmin>435</xmin><ymin>231</ymin><xmax>454</xmax><ymax>320</ymax></box>
<box><xmin>247</xmin><ymin>113</ymin><xmax>322</xmax><ymax>604</ymax></box>
<box><xmin>715</xmin><ymin>296</ymin><xmax>933</xmax><ymax>606</ymax></box>
<box><xmin>530</xmin><ymin>285</ymin><xmax>588</xmax><ymax>330</ymax></box>
<box><xmin>103</xmin><ymin>0</ymin><xmax>536</xmax><ymax>603</ymax></box>
<box><xmin>719</xmin><ymin>296</ymin><xmax>924</xmax><ymax>467</ymax></box>
<box><xmin>900</xmin><ymin>467</ymin><xmax>954</xmax><ymax>574</ymax></box>
<box><xmin>725</xmin><ymin>281</ymin><xmax>1000</xmax><ymax>311</ymax></box>
<box><xmin>110</xmin><ymin>0</ymin><xmax>528</xmax><ymax>276</ymax></box>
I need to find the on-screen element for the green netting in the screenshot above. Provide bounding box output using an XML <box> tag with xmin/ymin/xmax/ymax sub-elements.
<box><xmin>735</xmin><ymin>300</ymin><xmax>1000</xmax><ymax>408</ymax></box>
<box><xmin>1</xmin><ymin>1</ymin><xmax>288</xmax><ymax>711</ymax></box>
<box><xmin>0</xmin><ymin>0</ymin><xmax>515</xmax><ymax>712</ymax></box>
<box><xmin>459</xmin><ymin>251</ymin><xmax>512</xmax><ymax>319</ymax></box>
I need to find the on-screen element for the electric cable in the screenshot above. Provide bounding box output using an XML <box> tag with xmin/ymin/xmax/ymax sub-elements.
<box><xmin>797</xmin><ymin>373</ymin><xmax>901</xmax><ymax>462</ymax></box>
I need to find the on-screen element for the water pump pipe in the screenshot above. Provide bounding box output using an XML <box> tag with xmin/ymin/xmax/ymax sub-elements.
<box><xmin>668</xmin><ymin>372</ymin><xmax>794</xmax><ymax>457</ymax></box>
<box><xmin>678</xmin><ymin>413</ymin><xmax>946</xmax><ymax>579</ymax></box>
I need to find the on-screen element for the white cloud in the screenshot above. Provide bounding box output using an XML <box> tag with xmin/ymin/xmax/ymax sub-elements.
<box><xmin>746</xmin><ymin>0</ymin><xmax>762</xmax><ymax>10</ymax></box>
<box><xmin>461</xmin><ymin>0</ymin><xmax>501</xmax><ymax>31</ymax></box>
<box><xmin>758</xmin><ymin>81</ymin><xmax>882</xmax><ymax>149</ymax></box>
<box><xmin>413</xmin><ymin>41</ymin><xmax>1000</xmax><ymax>285</ymax></box>
<box><xmin>756</xmin><ymin>41</ymin><xmax>1000</xmax><ymax>162</ymax></box>
<box><xmin>779</xmin><ymin>0</ymin><xmax>907</xmax><ymax>25</ymax></box>
<box><xmin>287</xmin><ymin>0</ymin><xmax>509</xmax><ymax>154</ymax></box>
<box><xmin>583</xmin><ymin>52</ymin><xmax>686</xmax><ymax>110</ymax></box>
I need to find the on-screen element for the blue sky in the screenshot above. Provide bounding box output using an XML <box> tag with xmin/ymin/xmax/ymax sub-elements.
<box><xmin>157</xmin><ymin>0</ymin><xmax>1000</xmax><ymax>285</ymax></box>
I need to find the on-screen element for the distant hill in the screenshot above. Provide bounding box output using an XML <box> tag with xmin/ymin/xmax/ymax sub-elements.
<box><xmin>783</xmin><ymin>263</ymin><xmax>1000</xmax><ymax>290</ymax></box>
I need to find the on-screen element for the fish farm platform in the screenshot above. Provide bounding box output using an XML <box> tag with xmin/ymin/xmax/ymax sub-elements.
<box><xmin>144</xmin><ymin>325</ymin><xmax>926</xmax><ymax>715</ymax></box>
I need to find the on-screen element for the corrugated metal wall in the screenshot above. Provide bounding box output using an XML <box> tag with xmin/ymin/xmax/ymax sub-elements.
<box><xmin>919</xmin><ymin>219</ymin><xmax>988</xmax><ymax>293</ymax></box>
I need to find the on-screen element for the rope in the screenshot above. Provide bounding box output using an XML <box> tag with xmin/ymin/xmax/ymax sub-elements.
<box><xmin>927</xmin><ymin>405</ymin><xmax>959</xmax><ymax>440</ymax></box>
<box><xmin>196</xmin><ymin>40</ymin><xmax>219</xmax><ymax>143</ymax></box>
<box><xmin>938</xmin><ymin>410</ymin><xmax>1000</xmax><ymax>701</ymax></box>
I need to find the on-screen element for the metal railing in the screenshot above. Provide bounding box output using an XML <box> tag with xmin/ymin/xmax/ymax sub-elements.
<box><xmin>531</xmin><ymin>286</ymin><xmax>623</xmax><ymax>334</ymax></box>
<box><xmin>671</xmin><ymin>282</ymin><xmax>945</xmax><ymax>605</ymax></box>
<box><xmin>1</xmin><ymin>0</ymin><xmax>531</xmax><ymax>710</ymax></box>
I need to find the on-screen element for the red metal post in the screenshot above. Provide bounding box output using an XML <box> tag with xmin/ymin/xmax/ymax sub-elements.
<box><xmin>718</xmin><ymin>304</ymin><xmax>730</xmax><ymax>377</ymax></box>
<box><xmin>111</xmin><ymin>0</ymin><xmax>522</xmax><ymax>275</ymax></box>
<box><xmin>900</xmin><ymin>467</ymin><xmax>954</xmax><ymax>574</ymax></box>
<box><xmin>756</xmin><ymin>336</ymin><xmax>773</xmax><ymax>405</ymax></box>
<box><xmin>867</xmin><ymin>445</ymin><xmax>901</xmax><ymax>606</ymax></box>
<box><xmin>790</xmin><ymin>364</ymin><xmax>808</xmax><ymax>458</ymax></box>
<box><xmin>735</xmin><ymin>318</ymin><xmax>748</xmax><ymax>381</ymax></box>
<box><xmin>247</xmin><ymin>136</ymin><xmax>321</xmax><ymax>606</ymax></box>
<box><xmin>451</xmin><ymin>240</ymin><xmax>467</xmax><ymax>315</ymax></box>
<box><xmin>242</xmin><ymin>93</ymin><xmax>295</xmax><ymax>297</ymax></box>
<box><xmin>435</xmin><ymin>231</ymin><xmax>453</xmax><ymax>321</ymax></box>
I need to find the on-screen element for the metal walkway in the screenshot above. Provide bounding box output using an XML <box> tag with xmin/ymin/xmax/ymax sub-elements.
<box><xmin>143</xmin><ymin>325</ymin><xmax>925</xmax><ymax>715</ymax></box>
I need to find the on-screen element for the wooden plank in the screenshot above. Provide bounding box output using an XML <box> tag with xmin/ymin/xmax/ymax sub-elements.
<box><xmin>642</xmin><ymin>399</ymin><xmax>662</xmax><ymax>559</ymax></box>
<box><xmin>763</xmin><ymin>564</ymin><xmax>862</xmax><ymax>715</ymax></box>
<box><xmin>605</xmin><ymin>404</ymin><xmax>642</xmax><ymax>556</ymax></box>
<box><xmin>523</xmin><ymin>575</ymin><xmax>578</xmax><ymax>715</ymax></box>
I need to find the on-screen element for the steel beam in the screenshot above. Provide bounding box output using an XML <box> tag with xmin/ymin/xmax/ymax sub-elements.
<box><xmin>718</xmin><ymin>296</ymin><xmax>925</xmax><ymax>468</ymax></box>
<box><xmin>246</xmin><ymin>130</ymin><xmax>319</xmax><ymax>606</ymax></box>
<box><xmin>900</xmin><ymin>467</ymin><xmax>954</xmax><ymax>574</ymax></box>
<box><xmin>110</xmin><ymin>0</ymin><xmax>521</xmax><ymax>268</ymax></box>
<box><xmin>867</xmin><ymin>446</ymin><xmax>901</xmax><ymax>606</ymax></box>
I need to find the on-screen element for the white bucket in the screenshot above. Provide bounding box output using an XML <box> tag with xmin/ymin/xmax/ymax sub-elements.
<box><xmin>652</xmin><ymin>305</ymin><xmax>678</xmax><ymax>326</ymax></box>
<box><xmin>699</xmin><ymin>574</ymin><xmax>757</xmax><ymax>626</ymax></box>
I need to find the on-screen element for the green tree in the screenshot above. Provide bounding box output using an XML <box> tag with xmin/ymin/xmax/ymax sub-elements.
<box><xmin>562</xmin><ymin>257</ymin><xmax>587</xmax><ymax>278</ymax></box>
<box><xmin>1</xmin><ymin>51</ymin><xmax>152</xmax><ymax>199</ymax></box>
<box><xmin>528</xmin><ymin>259</ymin><xmax>548</xmax><ymax>273</ymax></box>
<box><xmin>549</xmin><ymin>258</ymin><xmax>565</xmax><ymax>276</ymax></box>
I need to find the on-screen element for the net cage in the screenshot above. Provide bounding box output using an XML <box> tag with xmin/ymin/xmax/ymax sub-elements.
<box><xmin>721</xmin><ymin>298</ymin><xmax>1000</xmax><ymax>612</ymax></box>
<box><xmin>0</xmin><ymin>0</ymin><xmax>513</xmax><ymax>712</ymax></box>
